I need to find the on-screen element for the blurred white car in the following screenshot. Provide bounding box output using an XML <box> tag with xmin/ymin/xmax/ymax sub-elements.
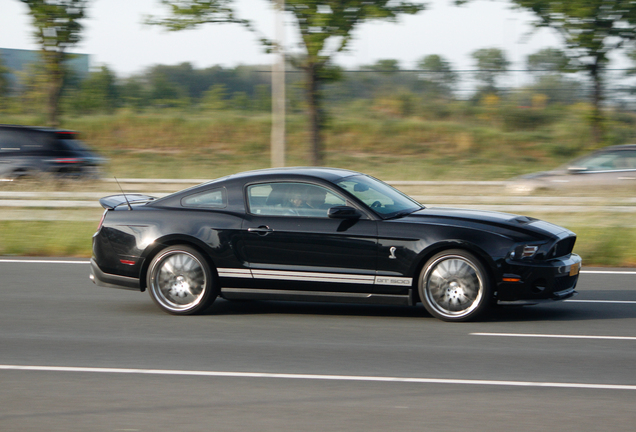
<box><xmin>508</xmin><ymin>144</ymin><xmax>636</xmax><ymax>193</ymax></box>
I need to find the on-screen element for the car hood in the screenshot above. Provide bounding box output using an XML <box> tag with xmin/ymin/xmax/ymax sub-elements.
<box><xmin>402</xmin><ymin>207</ymin><xmax>571</xmax><ymax>239</ymax></box>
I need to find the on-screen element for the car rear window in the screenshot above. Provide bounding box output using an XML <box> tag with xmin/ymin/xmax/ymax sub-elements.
<box><xmin>181</xmin><ymin>188</ymin><xmax>227</xmax><ymax>208</ymax></box>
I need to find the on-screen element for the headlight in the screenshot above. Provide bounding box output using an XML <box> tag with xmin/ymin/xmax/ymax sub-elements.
<box><xmin>510</xmin><ymin>245</ymin><xmax>540</xmax><ymax>260</ymax></box>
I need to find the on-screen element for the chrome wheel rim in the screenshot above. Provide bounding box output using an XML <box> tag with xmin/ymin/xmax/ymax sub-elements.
<box><xmin>423</xmin><ymin>255</ymin><xmax>484</xmax><ymax>318</ymax></box>
<box><xmin>149</xmin><ymin>250</ymin><xmax>207</xmax><ymax>312</ymax></box>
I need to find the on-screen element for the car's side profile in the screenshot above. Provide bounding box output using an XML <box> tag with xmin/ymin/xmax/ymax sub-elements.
<box><xmin>508</xmin><ymin>144</ymin><xmax>636</xmax><ymax>193</ymax></box>
<box><xmin>0</xmin><ymin>124</ymin><xmax>104</xmax><ymax>180</ymax></box>
<box><xmin>90</xmin><ymin>168</ymin><xmax>581</xmax><ymax>322</ymax></box>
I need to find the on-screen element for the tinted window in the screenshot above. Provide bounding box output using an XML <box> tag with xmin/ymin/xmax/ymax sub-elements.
<box><xmin>181</xmin><ymin>188</ymin><xmax>227</xmax><ymax>208</ymax></box>
<box><xmin>247</xmin><ymin>182</ymin><xmax>345</xmax><ymax>217</ymax></box>
<box><xmin>0</xmin><ymin>130</ymin><xmax>45</xmax><ymax>155</ymax></box>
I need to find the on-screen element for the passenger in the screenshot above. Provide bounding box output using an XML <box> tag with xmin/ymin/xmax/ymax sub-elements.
<box><xmin>306</xmin><ymin>187</ymin><xmax>328</xmax><ymax>209</ymax></box>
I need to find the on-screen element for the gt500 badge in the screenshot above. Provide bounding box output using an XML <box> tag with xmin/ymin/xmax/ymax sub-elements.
<box><xmin>375</xmin><ymin>277</ymin><xmax>413</xmax><ymax>286</ymax></box>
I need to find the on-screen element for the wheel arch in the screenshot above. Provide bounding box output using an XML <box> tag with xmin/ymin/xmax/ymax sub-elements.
<box><xmin>139</xmin><ymin>234</ymin><xmax>219</xmax><ymax>291</ymax></box>
<box><xmin>409</xmin><ymin>240</ymin><xmax>498</xmax><ymax>304</ymax></box>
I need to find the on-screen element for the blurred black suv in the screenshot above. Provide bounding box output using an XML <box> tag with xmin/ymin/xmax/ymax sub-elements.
<box><xmin>0</xmin><ymin>125</ymin><xmax>105</xmax><ymax>180</ymax></box>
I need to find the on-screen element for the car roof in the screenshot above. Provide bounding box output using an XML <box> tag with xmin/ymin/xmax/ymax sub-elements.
<box><xmin>224</xmin><ymin>167</ymin><xmax>362</xmax><ymax>182</ymax></box>
<box><xmin>598</xmin><ymin>144</ymin><xmax>636</xmax><ymax>152</ymax></box>
<box><xmin>0</xmin><ymin>124</ymin><xmax>77</xmax><ymax>135</ymax></box>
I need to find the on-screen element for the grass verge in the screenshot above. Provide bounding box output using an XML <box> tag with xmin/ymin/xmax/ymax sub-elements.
<box><xmin>0</xmin><ymin>221</ymin><xmax>96</xmax><ymax>257</ymax></box>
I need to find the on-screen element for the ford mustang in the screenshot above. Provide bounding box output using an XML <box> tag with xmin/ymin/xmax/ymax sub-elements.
<box><xmin>90</xmin><ymin>168</ymin><xmax>581</xmax><ymax>321</ymax></box>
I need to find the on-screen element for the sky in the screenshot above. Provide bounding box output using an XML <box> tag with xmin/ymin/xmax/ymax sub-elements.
<box><xmin>0</xmin><ymin>0</ymin><xmax>586</xmax><ymax>77</ymax></box>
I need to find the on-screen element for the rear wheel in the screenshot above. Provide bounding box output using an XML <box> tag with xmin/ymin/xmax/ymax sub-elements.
<box><xmin>419</xmin><ymin>249</ymin><xmax>491</xmax><ymax>322</ymax></box>
<box><xmin>147</xmin><ymin>245</ymin><xmax>217</xmax><ymax>315</ymax></box>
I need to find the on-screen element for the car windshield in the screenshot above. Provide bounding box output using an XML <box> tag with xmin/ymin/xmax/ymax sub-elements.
<box><xmin>335</xmin><ymin>175</ymin><xmax>423</xmax><ymax>218</ymax></box>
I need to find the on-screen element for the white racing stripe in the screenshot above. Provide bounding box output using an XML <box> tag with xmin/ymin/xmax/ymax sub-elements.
<box><xmin>0</xmin><ymin>364</ymin><xmax>635</xmax><ymax>391</ymax></box>
<box><xmin>472</xmin><ymin>333</ymin><xmax>636</xmax><ymax>341</ymax></box>
<box><xmin>0</xmin><ymin>260</ymin><xmax>635</xmax><ymax>276</ymax></box>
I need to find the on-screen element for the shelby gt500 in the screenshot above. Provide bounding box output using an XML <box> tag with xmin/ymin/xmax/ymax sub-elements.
<box><xmin>90</xmin><ymin>168</ymin><xmax>581</xmax><ymax>322</ymax></box>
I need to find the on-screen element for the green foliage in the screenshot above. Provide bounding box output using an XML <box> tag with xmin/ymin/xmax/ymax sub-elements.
<box><xmin>21</xmin><ymin>0</ymin><xmax>88</xmax><ymax>126</ymax></box>
<box><xmin>0</xmin><ymin>54</ymin><xmax>10</xmax><ymax>99</ymax></box>
<box><xmin>16</xmin><ymin>61</ymin><xmax>48</xmax><ymax>114</ymax></box>
<box><xmin>526</xmin><ymin>48</ymin><xmax>571</xmax><ymax>73</ymax></box>
<box><xmin>147</xmin><ymin>0</ymin><xmax>248</xmax><ymax>30</ymax></box>
<box><xmin>63</xmin><ymin>65</ymin><xmax>119</xmax><ymax>115</ymax></box>
<box><xmin>200</xmin><ymin>84</ymin><xmax>228</xmax><ymax>111</ymax></box>
<box><xmin>363</xmin><ymin>59</ymin><xmax>401</xmax><ymax>74</ymax></box>
<box><xmin>511</xmin><ymin>0</ymin><xmax>636</xmax><ymax>143</ymax></box>
<box><xmin>0</xmin><ymin>221</ymin><xmax>95</xmax><ymax>257</ymax></box>
<box><xmin>144</xmin><ymin>0</ymin><xmax>426</xmax><ymax>166</ymax></box>
<box><xmin>416</xmin><ymin>54</ymin><xmax>457</xmax><ymax>99</ymax></box>
<box><xmin>119</xmin><ymin>77</ymin><xmax>149</xmax><ymax>111</ymax></box>
<box><xmin>471</xmin><ymin>47</ymin><xmax>510</xmax><ymax>91</ymax></box>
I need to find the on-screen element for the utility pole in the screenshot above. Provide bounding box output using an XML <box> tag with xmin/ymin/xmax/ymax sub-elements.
<box><xmin>270</xmin><ymin>0</ymin><xmax>285</xmax><ymax>167</ymax></box>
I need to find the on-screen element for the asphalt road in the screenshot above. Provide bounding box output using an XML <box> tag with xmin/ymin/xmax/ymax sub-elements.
<box><xmin>1</xmin><ymin>259</ymin><xmax>635</xmax><ymax>432</ymax></box>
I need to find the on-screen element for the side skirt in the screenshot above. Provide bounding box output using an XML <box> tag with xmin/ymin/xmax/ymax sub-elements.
<box><xmin>220</xmin><ymin>287</ymin><xmax>414</xmax><ymax>306</ymax></box>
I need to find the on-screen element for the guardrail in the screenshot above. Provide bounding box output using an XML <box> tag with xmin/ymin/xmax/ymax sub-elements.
<box><xmin>1</xmin><ymin>180</ymin><xmax>635</xmax><ymax>220</ymax></box>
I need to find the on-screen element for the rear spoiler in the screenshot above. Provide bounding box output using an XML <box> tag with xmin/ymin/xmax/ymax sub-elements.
<box><xmin>99</xmin><ymin>194</ymin><xmax>156</xmax><ymax>210</ymax></box>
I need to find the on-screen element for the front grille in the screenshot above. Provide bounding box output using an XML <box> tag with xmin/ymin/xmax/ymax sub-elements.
<box><xmin>548</xmin><ymin>236</ymin><xmax>576</xmax><ymax>259</ymax></box>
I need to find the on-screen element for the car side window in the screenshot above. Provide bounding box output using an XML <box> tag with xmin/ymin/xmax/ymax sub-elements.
<box><xmin>181</xmin><ymin>188</ymin><xmax>227</xmax><ymax>208</ymax></box>
<box><xmin>575</xmin><ymin>151</ymin><xmax>636</xmax><ymax>171</ymax></box>
<box><xmin>247</xmin><ymin>182</ymin><xmax>345</xmax><ymax>217</ymax></box>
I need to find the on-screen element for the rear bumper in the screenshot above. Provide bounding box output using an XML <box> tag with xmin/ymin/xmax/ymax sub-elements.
<box><xmin>90</xmin><ymin>258</ymin><xmax>141</xmax><ymax>291</ymax></box>
<box><xmin>496</xmin><ymin>253</ymin><xmax>582</xmax><ymax>305</ymax></box>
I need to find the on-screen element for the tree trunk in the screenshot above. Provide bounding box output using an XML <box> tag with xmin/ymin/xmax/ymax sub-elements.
<box><xmin>44</xmin><ymin>51</ymin><xmax>64</xmax><ymax>128</ymax></box>
<box><xmin>305</xmin><ymin>64</ymin><xmax>323</xmax><ymax>166</ymax></box>
<box><xmin>590</xmin><ymin>61</ymin><xmax>604</xmax><ymax>145</ymax></box>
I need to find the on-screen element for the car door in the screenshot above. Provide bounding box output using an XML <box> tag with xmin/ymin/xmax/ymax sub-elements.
<box><xmin>241</xmin><ymin>181</ymin><xmax>378</xmax><ymax>292</ymax></box>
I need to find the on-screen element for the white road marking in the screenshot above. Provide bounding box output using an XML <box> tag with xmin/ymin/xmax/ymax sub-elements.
<box><xmin>566</xmin><ymin>300</ymin><xmax>636</xmax><ymax>304</ymax></box>
<box><xmin>581</xmin><ymin>270</ymin><xmax>636</xmax><ymax>275</ymax></box>
<box><xmin>0</xmin><ymin>259</ymin><xmax>89</xmax><ymax>264</ymax></box>
<box><xmin>472</xmin><ymin>333</ymin><xmax>636</xmax><ymax>341</ymax></box>
<box><xmin>0</xmin><ymin>365</ymin><xmax>635</xmax><ymax>391</ymax></box>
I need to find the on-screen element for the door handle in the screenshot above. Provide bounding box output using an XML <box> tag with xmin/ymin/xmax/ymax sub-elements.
<box><xmin>248</xmin><ymin>226</ymin><xmax>273</xmax><ymax>235</ymax></box>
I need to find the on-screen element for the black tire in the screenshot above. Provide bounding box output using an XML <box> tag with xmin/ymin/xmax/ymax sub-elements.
<box><xmin>146</xmin><ymin>245</ymin><xmax>218</xmax><ymax>315</ymax></box>
<box><xmin>419</xmin><ymin>249</ymin><xmax>492</xmax><ymax>322</ymax></box>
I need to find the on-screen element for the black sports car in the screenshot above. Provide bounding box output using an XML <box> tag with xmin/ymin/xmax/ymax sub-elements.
<box><xmin>90</xmin><ymin>167</ymin><xmax>581</xmax><ymax>322</ymax></box>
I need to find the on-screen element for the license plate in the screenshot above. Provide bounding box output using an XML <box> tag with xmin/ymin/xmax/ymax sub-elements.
<box><xmin>570</xmin><ymin>263</ymin><xmax>580</xmax><ymax>277</ymax></box>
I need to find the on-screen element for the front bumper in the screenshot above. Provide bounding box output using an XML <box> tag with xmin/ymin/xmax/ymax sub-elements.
<box><xmin>90</xmin><ymin>258</ymin><xmax>141</xmax><ymax>291</ymax></box>
<box><xmin>496</xmin><ymin>253</ymin><xmax>582</xmax><ymax>305</ymax></box>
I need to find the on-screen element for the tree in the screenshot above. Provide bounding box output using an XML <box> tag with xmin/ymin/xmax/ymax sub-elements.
<box><xmin>20</xmin><ymin>0</ymin><xmax>88</xmax><ymax>126</ymax></box>
<box><xmin>509</xmin><ymin>0</ymin><xmax>636</xmax><ymax>143</ymax></box>
<box><xmin>0</xmin><ymin>55</ymin><xmax>11</xmax><ymax>98</ymax></box>
<box><xmin>284</xmin><ymin>1</ymin><xmax>424</xmax><ymax>165</ymax></box>
<box><xmin>416</xmin><ymin>54</ymin><xmax>456</xmax><ymax>99</ymax></box>
<box><xmin>363</xmin><ymin>59</ymin><xmax>401</xmax><ymax>74</ymax></box>
<box><xmin>526</xmin><ymin>48</ymin><xmax>582</xmax><ymax>105</ymax></box>
<box><xmin>150</xmin><ymin>0</ymin><xmax>425</xmax><ymax>165</ymax></box>
<box><xmin>0</xmin><ymin>55</ymin><xmax>12</xmax><ymax>112</ymax></box>
<box><xmin>66</xmin><ymin>65</ymin><xmax>119</xmax><ymax>114</ymax></box>
<box><xmin>526</xmin><ymin>47</ymin><xmax>570</xmax><ymax>74</ymax></box>
<box><xmin>471</xmin><ymin>48</ymin><xmax>510</xmax><ymax>94</ymax></box>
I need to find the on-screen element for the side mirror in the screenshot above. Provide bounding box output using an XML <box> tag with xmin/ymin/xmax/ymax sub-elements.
<box><xmin>328</xmin><ymin>206</ymin><xmax>360</xmax><ymax>219</ymax></box>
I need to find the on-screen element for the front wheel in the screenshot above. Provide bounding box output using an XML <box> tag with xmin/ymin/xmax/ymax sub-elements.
<box><xmin>147</xmin><ymin>245</ymin><xmax>218</xmax><ymax>315</ymax></box>
<box><xmin>419</xmin><ymin>249</ymin><xmax>492</xmax><ymax>322</ymax></box>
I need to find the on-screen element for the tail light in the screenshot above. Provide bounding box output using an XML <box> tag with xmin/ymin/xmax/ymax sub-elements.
<box><xmin>97</xmin><ymin>210</ymin><xmax>107</xmax><ymax>231</ymax></box>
